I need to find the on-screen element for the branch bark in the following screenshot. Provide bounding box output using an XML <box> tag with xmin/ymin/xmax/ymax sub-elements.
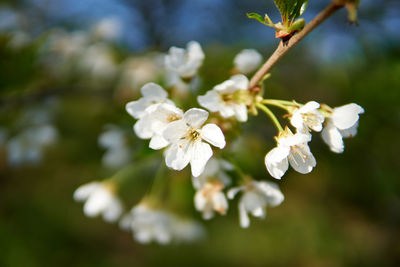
<box><xmin>248</xmin><ymin>0</ymin><xmax>346</xmax><ymax>89</ymax></box>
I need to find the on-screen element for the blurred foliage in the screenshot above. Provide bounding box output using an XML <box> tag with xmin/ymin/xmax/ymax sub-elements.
<box><xmin>0</xmin><ymin>0</ymin><xmax>399</xmax><ymax>267</ymax></box>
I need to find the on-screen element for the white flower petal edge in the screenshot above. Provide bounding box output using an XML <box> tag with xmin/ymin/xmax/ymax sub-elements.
<box><xmin>321</xmin><ymin>103</ymin><xmax>364</xmax><ymax>153</ymax></box>
<box><xmin>198</xmin><ymin>74</ymin><xmax>249</xmax><ymax>122</ymax></box>
<box><xmin>265</xmin><ymin>130</ymin><xmax>315</xmax><ymax>179</ymax></box>
<box><xmin>162</xmin><ymin>108</ymin><xmax>226</xmax><ymax>177</ymax></box>
<box><xmin>200</xmin><ymin>124</ymin><xmax>226</xmax><ymax>149</ymax></box>
<box><xmin>125</xmin><ymin>83</ymin><xmax>173</xmax><ymax>119</ymax></box>
<box><xmin>228</xmin><ymin>181</ymin><xmax>284</xmax><ymax>228</ymax></box>
<box><xmin>73</xmin><ymin>181</ymin><xmax>123</xmax><ymax>223</ymax></box>
<box><xmin>265</xmin><ymin>146</ymin><xmax>290</xmax><ymax>179</ymax></box>
<box><xmin>321</xmin><ymin>121</ymin><xmax>344</xmax><ymax>153</ymax></box>
<box><xmin>331</xmin><ymin>103</ymin><xmax>365</xmax><ymax>130</ymax></box>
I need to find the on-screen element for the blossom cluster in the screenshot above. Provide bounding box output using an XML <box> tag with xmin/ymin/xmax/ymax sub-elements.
<box><xmin>73</xmin><ymin>40</ymin><xmax>364</xmax><ymax>245</ymax></box>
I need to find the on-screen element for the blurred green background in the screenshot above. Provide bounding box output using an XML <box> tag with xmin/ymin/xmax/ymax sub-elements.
<box><xmin>0</xmin><ymin>0</ymin><xmax>399</xmax><ymax>266</ymax></box>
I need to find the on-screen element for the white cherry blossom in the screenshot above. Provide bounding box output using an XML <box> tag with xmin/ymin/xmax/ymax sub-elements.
<box><xmin>194</xmin><ymin>181</ymin><xmax>228</xmax><ymax>220</ymax></box>
<box><xmin>265</xmin><ymin>129</ymin><xmax>316</xmax><ymax>179</ymax></box>
<box><xmin>73</xmin><ymin>181</ymin><xmax>123</xmax><ymax>223</ymax></box>
<box><xmin>134</xmin><ymin>103</ymin><xmax>183</xmax><ymax>150</ymax></box>
<box><xmin>233</xmin><ymin>49</ymin><xmax>263</xmax><ymax>74</ymax></box>
<box><xmin>165</xmin><ymin>41</ymin><xmax>205</xmax><ymax>79</ymax></box>
<box><xmin>321</xmin><ymin>103</ymin><xmax>364</xmax><ymax>153</ymax></box>
<box><xmin>163</xmin><ymin>108</ymin><xmax>226</xmax><ymax>177</ymax></box>
<box><xmin>228</xmin><ymin>180</ymin><xmax>284</xmax><ymax>228</ymax></box>
<box><xmin>125</xmin><ymin>83</ymin><xmax>173</xmax><ymax>119</ymax></box>
<box><xmin>198</xmin><ymin>74</ymin><xmax>249</xmax><ymax>122</ymax></box>
<box><xmin>120</xmin><ymin>204</ymin><xmax>204</xmax><ymax>244</ymax></box>
<box><xmin>192</xmin><ymin>159</ymin><xmax>232</xmax><ymax>219</ymax></box>
<box><xmin>290</xmin><ymin>101</ymin><xmax>324</xmax><ymax>132</ymax></box>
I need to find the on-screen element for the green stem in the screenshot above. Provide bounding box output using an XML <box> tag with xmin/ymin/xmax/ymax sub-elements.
<box><xmin>255</xmin><ymin>103</ymin><xmax>284</xmax><ymax>132</ymax></box>
<box><xmin>147</xmin><ymin>160</ymin><xmax>168</xmax><ymax>203</ymax></box>
<box><xmin>261</xmin><ymin>99</ymin><xmax>291</xmax><ymax>110</ymax></box>
<box><xmin>263</xmin><ymin>99</ymin><xmax>299</xmax><ymax>106</ymax></box>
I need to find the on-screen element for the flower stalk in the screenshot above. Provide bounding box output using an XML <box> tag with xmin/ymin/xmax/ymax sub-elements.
<box><xmin>255</xmin><ymin>102</ymin><xmax>284</xmax><ymax>132</ymax></box>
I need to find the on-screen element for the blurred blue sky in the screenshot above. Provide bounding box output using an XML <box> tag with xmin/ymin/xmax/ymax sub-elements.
<box><xmin>0</xmin><ymin>0</ymin><xmax>399</xmax><ymax>62</ymax></box>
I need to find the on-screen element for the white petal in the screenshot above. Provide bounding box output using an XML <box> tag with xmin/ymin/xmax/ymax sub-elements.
<box><xmin>102</xmin><ymin>198</ymin><xmax>123</xmax><ymax>222</ymax></box>
<box><xmin>299</xmin><ymin>101</ymin><xmax>320</xmax><ymax>113</ymax></box>
<box><xmin>140</xmin><ymin>83</ymin><xmax>168</xmax><ymax>99</ymax></box>
<box><xmin>233</xmin><ymin>49</ymin><xmax>263</xmax><ymax>74</ymax></box>
<box><xmin>255</xmin><ymin>181</ymin><xmax>284</xmax><ymax>207</ymax></box>
<box><xmin>340</xmin><ymin>122</ymin><xmax>358</xmax><ymax>138</ymax></box>
<box><xmin>233</xmin><ymin>104</ymin><xmax>248</xmax><ymax>122</ymax></box>
<box><xmin>265</xmin><ymin>146</ymin><xmax>290</xmax><ymax>179</ymax></box>
<box><xmin>164</xmin><ymin>141</ymin><xmax>192</xmax><ymax>171</ymax></box>
<box><xmin>154</xmin><ymin>229</ymin><xmax>172</xmax><ymax>245</ymax></box>
<box><xmin>227</xmin><ymin>186</ymin><xmax>245</xmax><ymax>199</ymax></box>
<box><xmin>239</xmin><ymin>200</ymin><xmax>250</xmax><ymax>228</ymax></box>
<box><xmin>162</xmin><ymin>120</ymin><xmax>188</xmax><ymax>143</ymax></box>
<box><xmin>279</xmin><ymin>132</ymin><xmax>311</xmax><ymax>147</ymax></box>
<box><xmin>194</xmin><ymin>191</ymin><xmax>207</xmax><ymax>211</ymax></box>
<box><xmin>125</xmin><ymin>99</ymin><xmax>148</xmax><ymax>119</ymax></box>
<box><xmin>290</xmin><ymin>111</ymin><xmax>305</xmax><ymax>130</ymax></box>
<box><xmin>252</xmin><ymin>206</ymin><xmax>265</xmax><ymax>218</ymax></box>
<box><xmin>197</xmin><ymin>91</ymin><xmax>222</xmax><ymax>112</ymax></box>
<box><xmin>200</xmin><ymin>124</ymin><xmax>226</xmax><ymax>149</ymax></box>
<box><xmin>214</xmin><ymin>80</ymin><xmax>235</xmax><ymax>93</ymax></box>
<box><xmin>183</xmin><ymin>108</ymin><xmax>209</xmax><ymax>129</ymax></box>
<box><xmin>242</xmin><ymin>191</ymin><xmax>265</xmax><ymax>215</ymax></box>
<box><xmin>202</xmin><ymin>210</ymin><xmax>215</xmax><ymax>220</ymax></box>
<box><xmin>331</xmin><ymin>103</ymin><xmax>364</xmax><ymax>130</ymax></box>
<box><xmin>149</xmin><ymin>135</ymin><xmax>169</xmax><ymax>150</ymax></box>
<box><xmin>230</xmin><ymin>74</ymin><xmax>249</xmax><ymax>90</ymax></box>
<box><xmin>133</xmin><ymin>119</ymin><xmax>153</xmax><ymax>139</ymax></box>
<box><xmin>135</xmin><ymin>230</ymin><xmax>153</xmax><ymax>244</ymax></box>
<box><xmin>219</xmin><ymin>105</ymin><xmax>236</xmax><ymax>118</ymax></box>
<box><xmin>187</xmin><ymin>41</ymin><xmax>205</xmax><ymax>63</ymax></box>
<box><xmin>321</xmin><ymin>121</ymin><xmax>344</xmax><ymax>153</ymax></box>
<box><xmin>73</xmin><ymin>182</ymin><xmax>100</xmax><ymax>201</ymax></box>
<box><xmin>212</xmin><ymin>192</ymin><xmax>228</xmax><ymax>214</ymax></box>
<box><xmin>288</xmin><ymin>144</ymin><xmax>316</xmax><ymax>174</ymax></box>
<box><xmin>190</xmin><ymin>141</ymin><xmax>213</xmax><ymax>177</ymax></box>
<box><xmin>83</xmin><ymin>188</ymin><xmax>112</xmax><ymax>217</ymax></box>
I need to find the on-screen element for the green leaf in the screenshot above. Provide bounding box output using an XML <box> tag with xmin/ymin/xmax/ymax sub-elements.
<box><xmin>247</xmin><ymin>12</ymin><xmax>268</xmax><ymax>25</ymax></box>
<box><xmin>273</xmin><ymin>0</ymin><xmax>308</xmax><ymax>21</ymax></box>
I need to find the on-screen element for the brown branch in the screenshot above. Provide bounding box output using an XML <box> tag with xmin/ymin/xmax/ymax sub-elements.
<box><xmin>248</xmin><ymin>0</ymin><xmax>346</xmax><ymax>89</ymax></box>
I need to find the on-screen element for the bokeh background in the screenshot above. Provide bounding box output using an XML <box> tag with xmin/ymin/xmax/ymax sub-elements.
<box><xmin>0</xmin><ymin>0</ymin><xmax>399</xmax><ymax>266</ymax></box>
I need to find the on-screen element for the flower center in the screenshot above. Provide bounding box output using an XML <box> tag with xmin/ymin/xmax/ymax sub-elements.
<box><xmin>166</xmin><ymin>113</ymin><xmax>181</xmax><ymax>123</ymax></box>
<box><xmin>187</xmin><ymin>128</ymin><xmax>201</xmax><ymax>141</ymax></box>
<box><xmin>200</xmin><ymin>181</ymin><xmax>226</xmax><ymax>214</ymax></box>
<box><xmin>289</xmin><ymin>145</ymin><xmax>308</xmax><ymax>164</ymax></box>
<box><xmin>221</xmin><ymin>93</ymin><xmax>234</xmax><ymax>102</ymax></box>
<box><xmin>301</xmin><ymin>113</ymin><xmax>319</xmax><ymax>127</ymax></box>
